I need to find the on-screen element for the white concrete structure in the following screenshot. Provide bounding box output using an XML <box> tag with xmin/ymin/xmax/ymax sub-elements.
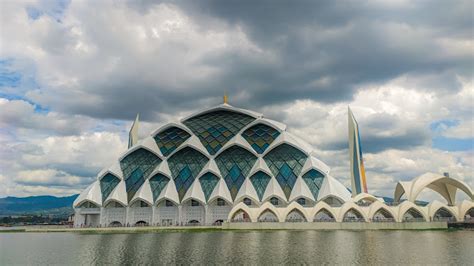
<box><xmin>73</xmin><ymin>103</ymin><xmax>473</xmax><ymax>227</ymax></box>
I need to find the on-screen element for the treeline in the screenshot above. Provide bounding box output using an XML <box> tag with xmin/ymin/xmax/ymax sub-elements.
<box><xmin>0</xmin><ymin>215</ymin><xmax>69</xmax><ymax>225</ymax></box>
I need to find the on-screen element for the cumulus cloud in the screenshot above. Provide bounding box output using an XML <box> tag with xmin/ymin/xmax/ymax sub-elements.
<box><xmin>0</xmin><ymin>0</ymin><xmax>472</xmax><ymax>199</ymax></box>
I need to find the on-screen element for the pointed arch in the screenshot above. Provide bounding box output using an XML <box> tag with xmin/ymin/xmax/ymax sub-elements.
<box><xmin>228</xmin><ymin>203</ymin><xmax>254</xmax><ymax>222</ymax></box>
<box><xmin>258</xmin><ymin>208</ymin><xmax>280</xmax><ymax>222</ymax></box>
<box><xmin>397</xmin><ymin>201</ymin><xmax>428</xmax><ymax>222</ymax></box>
<box><xmin>285</xmin><ymin>209</ymin><xmax>308</xmax><ymax>222</ymax></box>
<box><xmin>314</xmin><ymin>208</ymin><xmax>336</xmax><ymax>222</ymax></box>
<box><xmin>433</xmin><ymin>207</ymin><xmax>457</xmax><ymax>222</ymax></box>
<box><xmin>283</xmin><ymin>202</ymin><xmax>310</xmax><ymax>222</ymax></box>
<box><xmin>339</xmin><ymin>202</ymin><xmax>368</xmax><ymax>222</ymax></box>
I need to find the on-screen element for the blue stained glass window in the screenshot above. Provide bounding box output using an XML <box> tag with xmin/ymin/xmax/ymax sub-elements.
<box><xmin>154</xmin><ymin>127</ymin><xmax>191</xmax><ymax>156</ymax></box>
<box><xmin>125</xmin><ymin>169</ymin><xmax>145</xmax><ymax>202</ymax></box>
<box><xmin>168</xmin><ymin>147</ymin><xmax>209</xmax><ymax>201</ymax></box>
<box><xmin>120</xmin><ymin>148</ymin><xmax>162</xmax><ymax>201</ymax></box>
<box><xmin>242</xmin><ymin>123</ymin><xmax>280</xmax><ymax>154</ymax></box>
<box><xmin>183</xmin><ymin>110</ymin><xmax>255</xmax><ymax>155</ymax></box>
<box><xmin>100</xmin><ymin>173</ymin><xmax>120</xmax><ymax>203</ymax></box>
<box><xmin>264</xmin><ymin>144</ymin><xmax>307</xmax><ymax>200</ymax></box>
<box><xmin>302</xmin><ymin>169</ymin><xmax>325</xmax><ymax>200</ymax></box>
<box><xmin>215</xmin><ymin>146</ymin><xmax>257</xmax><ymax>200</ymax></box>
<box><xmin>250</xmin><ymin>171</ymin><xmax>271</xmax><ymax>201</ymax></box>
<box><xmin>149</xmin><ymin>173</ymin><xmax>170</xmax><ymax>202</ymax></box>
<box><xmin>199</xmin><ymin>172</ymin><xmax>220</xmax><ymax>201</ymax></box>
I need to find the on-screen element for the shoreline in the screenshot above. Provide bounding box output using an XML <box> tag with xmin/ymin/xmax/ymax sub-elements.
<box><xmin>1</xmin><ymin>221</ymin><xmax>461</xmax><ymax>233</ymax></box>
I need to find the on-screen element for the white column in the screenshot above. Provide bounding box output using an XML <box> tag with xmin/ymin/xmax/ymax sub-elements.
<box><xmin>178</xmin><ymin>205</ymin><xmax>183</xmax><ymax>226</ymax></box>
<box><xmin>204</xmin><ymin>205</ymin><xmax>209</xmax><ymax>225</ymax></box>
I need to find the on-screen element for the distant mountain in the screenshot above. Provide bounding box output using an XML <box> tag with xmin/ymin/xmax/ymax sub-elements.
<box><xmin>0</xmin><ymin>194</ymin><xmax>78</xmax><ymax>216</ymax></box>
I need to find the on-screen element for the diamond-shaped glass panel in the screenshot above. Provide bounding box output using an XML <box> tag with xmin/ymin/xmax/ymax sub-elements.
<box><xmin>168</xmin><ymin>147</ymin><xmax>209</xmax><ymax>201</ymax></box>
<box><xmin>199</xmin><ymin>172</ymin><xmax>220</xmax><ymax>202</ymax></box>
<box><xmin>302</xmin><ymin>169</ymin><xmax>325</xmax><ymax>200</ymax></box>
<box><xmin>154</xmin><ymin>127</ymin><xmax>191</xmax><ymax>157</ymax></box>
<box><xmin>183</xmin><ymin>110</ymin><xmax>255</xmax><ymax>155</ymax></box>
<box><xmin>250</xmin><ymin>171</ymin><xmax>271</xmax><ymax>201</ymax></box>
<box><xmin>264</xmin><ymin>144</ymin><xmax>307</xmax><ymax>199</ymax></box>
<box><xmin>149</xmin><ymin>173</ymin><xmax>170</xmax><ymax>202</ymax></box>
<box><xmin>100</xmin><ymin>173</ymin><xmax>120</xmax><ymax>203</ymax></box>
<box><xmin>120</xmin><ymin>148</ymin><xmax>162</xmax><ymax>201</ymax></box>
<box><xmin>242</xmin><ymin>123</ymin><xmax>280</xmax><ymax>154</ymax></box>
<box><xmin>216</xmin><ymin>146</ymin><xmax>257</xmax><ymax>200</ymax></box>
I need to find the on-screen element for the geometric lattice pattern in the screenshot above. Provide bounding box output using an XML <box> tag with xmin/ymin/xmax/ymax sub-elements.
<box><xmin>250</xmin><ymin>171</ymin><xmax>271</xmax><ymax>201</ymax></box>
<box><xmin>264</xmin><ymin>144</ymin><xmax>307</xmax><ymax>200</ymax></box>
<box><xmin>242</xmin><ymin>123</ymin><xmax>280</xmax><ymax>154</ymax></box>
<box><xmin>153</xmin><ymin>126</ymin><xmax>191</xmax><ymax>157</ymax></box>
<box><xmin>302</xmin><ymin>169</ymin><xmax>325</xmax><ymax>200</ymax></box>
<box><xmin>149</xmin><ymin>173</ymin><xmax>170</xmax><ymax>202</ymax></box>
<box><xmin>100</xmin><ymin>173</ymin><xmax>120</xmax><ymax>203</ymax></box>
<box><xmin>216</xmin><ymin>146</ymin><xmax>257</xmax><ymax>200</ymax></box>
<box><xmin>120</xmin><ymin>148</ymin><xmax>162</xmax><ymax>201</ymax></box>
<box><xmin>168</xmin><ymin>147</ymin><xmax>209</xmax><ymax>201</ymax></box>
<box><xmin>199</xmin><ymin>172</ymin><xmax>220</xmax><ymax>201</ymax></box>
<box><xmin>183</xmin><ymin>110</ymin><xmax>255</xmax><ymax>155</ymax></box>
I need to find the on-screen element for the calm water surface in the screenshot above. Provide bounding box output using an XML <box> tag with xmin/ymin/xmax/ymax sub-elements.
<box><xmin>0</xmin><ymin>230</ymin><xmax>473</xmax><ymax>265</ymax></box>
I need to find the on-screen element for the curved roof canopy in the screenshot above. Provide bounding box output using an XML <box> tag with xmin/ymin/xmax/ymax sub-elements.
<box><xmin>394</xmin><ymin>172</ymin><xmax>473</xmax><ymax>205</ymax></box>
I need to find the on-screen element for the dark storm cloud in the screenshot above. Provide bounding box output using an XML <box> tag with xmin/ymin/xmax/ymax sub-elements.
<box><xmin>121</xmin><ymin>0</ymin><xmax>472</xmax><ymax>111</ymax></box>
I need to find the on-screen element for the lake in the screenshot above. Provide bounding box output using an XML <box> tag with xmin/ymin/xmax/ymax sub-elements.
<box><xmin>0</xmin><ymin>230</ymin><xmax>473</xmax><ymax>265</ymax></box>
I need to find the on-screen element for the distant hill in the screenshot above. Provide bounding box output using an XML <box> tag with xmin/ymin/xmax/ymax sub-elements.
<box><xmin>0</xmin><ymin>195</ymin><xmax>78</xmax><ymax>216</ymax></box>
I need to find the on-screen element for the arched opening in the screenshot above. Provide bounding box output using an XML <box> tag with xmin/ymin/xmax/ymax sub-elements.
<box><xmin>78</xmin><ymin>201</ymin><xmax>99</xmax><ymax>208</ymax></box>
<box><xmin>258</xmin><ymin>209</ymin><xmax>279</xmax><ymax>222</ymax></box>
<box><xmin>135</xmin><ymin>220</ymin><xmax>148</xmax><ymax>227</ymax></box>
<box><xmin>433</xmin><ymin>207</ymin><xmax>456</xmax><ymax>222</ymax></box>
<box><xmin>314</xmin><ymin>209</ymin><xmax>335</xmax><ymax>222</ymax></box>
<box><xmin>105</xmin><ymin>200</ymin><xmax>125</xmax><ymax>208</ymax></box>
<box><xmin>323</xmin><ymin>196</ymin><xmax>344</xmax><ymax>207</ymax></box>
<box><xmin>187</xmin><ymin>220</ymin><xmax>201</xmax><ymax>226</ymax></box>
<box><xmin>243</xmin><ymin>197</ymin><xmax>253</xmax><ymax>206</ymax></box>
<box><xmin>343</xmin><ymin>208</ymin><xmax>365</xmax><ymax>222</ymax></box>
<box><xmin>372</xmin><ymin>208</ymin><xmax>395</xmax><ymax>222</ymax></box>
<box><xmin>270</xmin><ymin>197</ymin><xmax>280</xmax><ymax>206</ymax></box>
<box><xmin>285</xmin><ymin>209</ymin><xmax>307</xmax><ymax>222</ymax></box>
<box><xmin>296</xmin><ymin>197</ymin><xmax>309</xmax><ymax>207</ymax></box>
<box><xmin>213</xmin><ymin>219</ymin><xmax>224</xmax><ymax>225</ymax></box>
<box><xmin>465</xmin><ymin>207</ymin><xmax>474</xmax><ymax>221</ymax></box>
<box><xmin>231</xmin><ymin>209</ymin><xmax>251</xmax><ymax>222</ymax></box>
<box><xmin>131</xmin><ymin>200</ymin><xmax>151</xmax><ymax>208</ymax></box>
<box><xmin>402</xmin><ymin>208</ymin><xmax>425</xmax><ymax>222</ymax></box>
<box><xmin>109</xmin><ymin>221</ymin><xmax>122</xmax><ymax>227</ymax></box>
<box><xmin>356</xmin><ymin>199</ymin><xmax>375</xmax><ymax>207</ymax></box>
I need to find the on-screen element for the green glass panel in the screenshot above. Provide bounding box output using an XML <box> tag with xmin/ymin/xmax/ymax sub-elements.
<box><xmin>263</xmin><ymin>144</ymin><xmax>307</xmax><ymax>200</ymax></box>
<box><xmin>120</xmin><ymin>148</ymin><xmax>162</xmax><ymax>201</ymax></box>
<box><xmin>149</xmin><ymin>173</ymin><xmax>170</xmax><ymax>202</ymax></box>
<box><xmin>168</xmin><ymin>147</ymin><xmax>209</xmax><ymax>201</ymax></box>
<box><xmin>215</xmin><ymin>146</ymin><xmax>257</xmax><ymax>200</ymax></box>
<box><xmin>199</xmin><ymin>172</ymin><xmax>219</xmax><ymax>201</ymax></box>
<box><xmin>250</xmin><ymin>171</ymin><xmax>271</xmax><ymax>201</ymax></box>
<box><xmin>100</xmin><ymin>173</ymin><xmax>120</xmax><ymax>203</ymax></box>
<box><xmin>154</xmin><ymin>127</ymin><xmax>191</xmax><ymax>156</ymax></box>
<box><xmin>302</xmin><ymin>169</ymin><xmax>325</xmax><ymax>200</ymax></box>
<box><xmin>242</xmin><ymin>123</ymin><xmax>280</xmax><ymax>154</ymax></box>
<box><xmin>183</xmin><ymin>110</ymin><xmax>255</xmax><ymax>155</ymax></box>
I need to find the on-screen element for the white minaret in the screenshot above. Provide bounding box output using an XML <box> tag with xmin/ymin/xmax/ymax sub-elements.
<box><xmin>348</xmin><ymin>107</ymin><xmax>368</xmax><ymax>196</ymax></box>
<box><xmin>128</xmin><ymin>113</ymin><xmax>140</xmax><ymax>148</ymax></box>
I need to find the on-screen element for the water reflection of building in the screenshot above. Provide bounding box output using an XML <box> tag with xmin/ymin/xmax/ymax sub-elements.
<box><xmin>73</xmin><ymin>100</ymin><xmax>473</xmax><ymax>227</ymax></box>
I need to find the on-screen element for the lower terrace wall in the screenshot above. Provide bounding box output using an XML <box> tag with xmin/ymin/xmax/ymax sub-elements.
<box><xmin>223</xmin><ymin>222</ymin><xmax>448</xmax><ymax>230</ymax></box>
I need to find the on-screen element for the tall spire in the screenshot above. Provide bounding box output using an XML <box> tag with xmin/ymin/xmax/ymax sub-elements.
<box><xmin>128</xmin><ymin>113</ymin><xmax>140</xmax><ymax>148</ymax></box>
<box><xmin>223</xmin><ymin>92</ymin><xmax>228</xmax><ymax>104</ymax></box>
<box><xmin>348</xmin><ymin>107</ymin><xmax>368</xmax><ymax>196</ymax></box>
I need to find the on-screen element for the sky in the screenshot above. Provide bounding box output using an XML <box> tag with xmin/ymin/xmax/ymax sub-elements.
<box><xmin>0</xmin><ymin>0</ymin><xmax>472</xmax><ymax>202</ymax></box>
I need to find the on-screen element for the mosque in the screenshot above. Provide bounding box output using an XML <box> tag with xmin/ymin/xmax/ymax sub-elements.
<box><xmin>73</xmin><ymin>97</ymin><xmax>473</xmax><ymax>227</ymax></box>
